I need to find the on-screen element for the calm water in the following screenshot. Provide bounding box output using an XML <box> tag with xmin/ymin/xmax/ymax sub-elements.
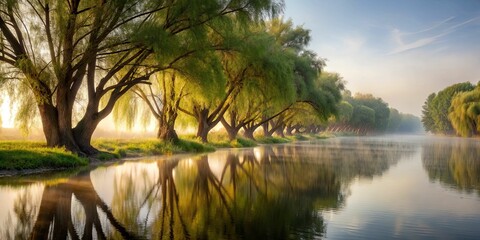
<box><xmin>0</xmin><ymin>136</ymin><xmax>479</xmax><ymax>239</ymax></box>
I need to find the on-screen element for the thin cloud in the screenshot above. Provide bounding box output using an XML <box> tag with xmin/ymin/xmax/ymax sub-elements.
<box><xmin>390</xmin><ymin>30</ymin><xmax>448</xmax><ymax>54</ymax></box>
<box><xmin>402</xmin><ymin>16</ymin><xmax>455</xmax><ymax>35</ymax></box>
<box><xmin>390</xmin><ymin>16</ymin><xmax>480</xmax><ymax>54</ymax></box>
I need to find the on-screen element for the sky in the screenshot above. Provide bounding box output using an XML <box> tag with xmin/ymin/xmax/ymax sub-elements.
<box><xmin>283</xmin><ymin>0</ymin><xmax>480</xmax><ymax>116</ymax></box>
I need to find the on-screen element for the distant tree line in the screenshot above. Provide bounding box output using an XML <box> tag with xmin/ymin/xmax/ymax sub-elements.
<box><xmin>326</xmin><ymin>92</ymin><xmax>422</xmax><ymax>135</ymax></box>
<box><xmin>422</xmin><ymin>82</ymin><xmax>480</xmax><ymax>137</ymax></box>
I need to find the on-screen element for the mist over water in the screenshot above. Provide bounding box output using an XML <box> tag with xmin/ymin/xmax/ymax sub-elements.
<box><xmin>0</xmin><ymin>136</ymin><xmax>479</xmax><ymax>239</ymax></box>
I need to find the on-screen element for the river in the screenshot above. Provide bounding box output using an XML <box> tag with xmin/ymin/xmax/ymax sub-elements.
<box><xmin>0</xmin><ymin>135</ymin><xmax>479</xmax><ymax>239</ymax></box>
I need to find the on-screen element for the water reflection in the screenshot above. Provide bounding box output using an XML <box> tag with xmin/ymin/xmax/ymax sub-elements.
<box><xmin>0</xmin><ymin>138</ymin><xmax>417</xmax><ymax>239</ymax></box>
<box><xmin>422</xmin><ymin>138</ymin><xmax>480</xmax><ymax>195</ymax></box>
<box><xmin>2</xmin><ymin>188</ymin><xmax>39</xmax><ymax>240</ymax></box>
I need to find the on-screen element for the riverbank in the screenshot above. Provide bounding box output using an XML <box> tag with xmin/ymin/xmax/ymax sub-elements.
<box><xmin>0</xmin><ymin>134</ymin><xmax>331</xmax><ymax>176</ymax></box>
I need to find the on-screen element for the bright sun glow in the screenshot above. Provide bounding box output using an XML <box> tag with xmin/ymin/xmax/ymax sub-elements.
<box><xmin>0</xmin><ymin>96</ymin><xmax>13</xmax><ymax>128</ymax></box>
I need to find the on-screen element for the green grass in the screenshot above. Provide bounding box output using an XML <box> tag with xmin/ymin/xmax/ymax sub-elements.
<box><xmin>93</xmin><ymin>138</ymin><xmax>214</xmax><ymax>159</ymax></box>
<box><xmin>182</xmin><ymin>132</ymin><xmax>258</xmax><ymax>148</ymax></box>
<box><xmin>0</xmin><ymin>141</ymin><xmax>46</xmax><ymax>149</ymax></box>
<box><xmin>256</xmin><ymin>136</ymin><xmax>291</xmax><ymax>144</ymax></box>
<box><xmin>175</xmin><ymin>139</ymin><xmax>216</xmax><ymax>152</ymax></box>
<box><xmin>230</xmin><ymin>137</ymin><xmax>257</xmax><ymax>147</ymax></box>
<box><xmin>0</xmin><ymin>145</ymin><xmax>88</xmax><ymax>170</ymax></box>
<box><xmin>313</xmin><ymin>132</ymin><xmax>333</xmax><ymax>139</ymax></box>
<box><xmin>286</xmin><ymin>134</ymin><xmax>310</xmax><ymax>141</ymax></box>
<box><xmin>0</xmin><ymin>132</ymin><xmax>330</xmax><ymax>172</ymax></box>
<box><xmin>0</xmin><ymin>138</ymin><xmax>214</xmax><ymax>171</ymax></box>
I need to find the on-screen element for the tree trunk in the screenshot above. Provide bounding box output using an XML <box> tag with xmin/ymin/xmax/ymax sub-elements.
<box><xmin>157</xmin><ymin>119</ymin><xmax>179</xmax><ymax>142</ymax></box>
<box><xmin>195</xmin><ymin>109</ymin><xmax>213</xmax><ymax>143</ymax></box>
<box><xmin>223</xmin><ymin>124</ymin><xmax>239</xmax><ymax>141</ymax></box>
<box><xmin>262</xmin><ymin>121</ymin><xmax>273</xmax><ymax>137</ymax></box>
<box><xmin>242</xmin><ymin>126</ymin><xmax>255</xmax><ymax>140</ymax></box>
<box><xmin>73</xmin><ymin>103</ymin><xmax>103</xmax><ymax>156</ymax></box>
<box><xmin>197</xmin><ymin>126</ymin><xmax>209</xmax><ymax>143</ymax></box>
<box><xmin>38</xmin><ymin>103</ymin><xmax>61</xmax><ymax>147</ymax></box>
<box><xmin>73</xmin><ymin>118</ymin><xmax>100</xmax><ymax>156</ymax></box>
<box><xmin>285</xmin><ymin>125</ymin><xmax>294</xmax><ymax>136</ymax></box>
<box><xmin>38</xmin><ymin>103</ymin><xmax>88</xmax><ymax>155</ymax></box>
<box><xmin>221</xmin><ymin>113</ymin><xmax>242</xmax><ymax>141</ymax></box>
<box><xmin>275</xmin><ymin>125</ymin><xmax>285</xmax><ymax>138</ymax></box>
<box><xmin>157</xmin><ymin>100</ymin><xmax>180</xmax><ymax>142</ymax></box>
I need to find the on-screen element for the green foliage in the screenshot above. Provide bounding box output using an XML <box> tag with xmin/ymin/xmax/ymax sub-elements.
<box><xmin>267</xmin><ymin>18</ymin><xmax>311</xmax><ymax>52</ymax></box>
<box><xmin>448</xmin><ymin>86</ymin><xmax>480</xmax><ymax>137</ymax></box>
<box><xmin>421</xmin><ymin>82</ymin><xmax>475</xmax><ymax>135</ymax></box>
<box><xmin>422</xmin><ymin>93</ymin><xmax>437</xmax><ymax>133</ymax></box>
<box><xmin>1</xmin><ymin>79</ymin><xmax>40</xmax><ymax>135</ymax></box>
<box><xmin>286</xmin><ymin>102</ymin><xmax>327</xmax><ymax>128</ymax></box>
<box><xmin>352</xmin><ymin>93</ymin><xmax>390</xmax><ymax>131</ymax></box>
<box><xmin>350</xmin><ymin>105</ymin><xmax>375</xmax><ymax>129</ymax></box>
<box><xmin>311</xmin><ymin>72</ymin><xmax>345</xmax><ymax>118</ymax></box>
<box><xmin>112</xmin><ymin>90</ymin><xmax>148</xmax><ymax>130</ymax></box>
<box><xmin>423</xmin><ymin>82</ymin><xmax>475</xmax><ymax>134</ymax></box>
<box><xmin>335</xmin><ymin>101</ymin><xmax>354</xmax><ymax>123</ymax></box>
<box><xmin>1</xmin><ymin>0</ymin><xmax>284</xmax><ymax>155</ymax></box>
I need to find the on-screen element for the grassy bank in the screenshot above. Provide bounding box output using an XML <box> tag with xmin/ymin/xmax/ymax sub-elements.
<box><xmin>0</xmin><ymin>138</ymin><xmax>214</xmax><ymax>171</ymax></box>
<box><xmin>0</xmin><ymin>142</ymin><xmax>88</xmax><ymax>170</ymax></box>
<box><xmin>0</xmin><ymin>133</ymin><xmax>331</xmax><ymax>172</ymax></box>
<box><xmin>93</xmin><ymin>138</ymin><xmax>215</xmax><ymax>159</ymax></box>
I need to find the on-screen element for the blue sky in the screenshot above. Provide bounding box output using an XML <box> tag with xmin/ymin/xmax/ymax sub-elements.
<box><xmin>283</xmin><ymin>0</ymin><xmax>480</xmax><ymax>116</ymax></box>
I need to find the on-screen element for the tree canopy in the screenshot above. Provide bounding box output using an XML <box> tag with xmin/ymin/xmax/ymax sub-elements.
<box><xmin>0</xmin><ymin>0</ymin><xmax>283</xmax><ymax>154</ymax></box>
<box><xmin>448</xmin><ymin>84</ymin><xmax>480</xmax><ymax>137</ymax></box>
<box><xmin>421</xmin><ymin>82</ymin><xmax>475</xmax><ymax>136</ymax></box>
<box><xmin>327</xmin><ymin>92</ymin><xmax>390</xmax><ymax>134</ymax></box>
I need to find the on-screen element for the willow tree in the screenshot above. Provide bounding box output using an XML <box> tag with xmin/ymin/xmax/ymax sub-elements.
<box><xmin>0</xmin><ymin>0</ymin><xmax>283</xmax><ymax>155</ymax></box>
<box><xmin>421</xmin><ymin>93</ymin><xmax>437</xmax><ymax>133</ymax></box>
<box><xmin>270</xmin><ymin>71</ymin><xmax>344</xmax><ymax>136</ymax></box>
<box><xmin>113</xmin><ymin>51</ymin><xmax>224</xmax><ymax>142</ymax></box>
<box><xmin>241</xmin><ymin>19</ymin><xmax>345</xmax><ymax>139</ymax></box>
<box><xmin>221</xmin><ymin>58</ymin><xmax>295</xmax><ymax>140</ymax></box>
<box><xmin>333</xmin><ymin>92</ymin><xmax>390</xmax><ymax>134</ymax></box>
<box><xmin>325</xmin><ymin>100</ymin><xmax>353</xmax><ymax>133</ymax></box>
<box><xmin>179</xmin><ymin>28</ymin><xmax>294</xmax><ymax>142</ymax></box>
<box><xmin>349</xmin><ymin>93</ymin><xmax>390</xmax><ymax>132</ymax></box>
<box><xmin>448</xmin><ymin>86</ymin><xmax>480</xmax><ymax>137</ymax></box>
<box><xmin>422</xmin><ymin>82</ymin><xmax>475</xmax><ymax>135</ymax></box>
<box><xmin>283</xmin><ymin>102</ymin><xmax>323</xmax><ymax>135</ymax></box>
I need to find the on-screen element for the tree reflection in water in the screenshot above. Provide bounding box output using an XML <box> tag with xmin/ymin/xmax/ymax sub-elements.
<box><xmin>27</xmin><ymin>171</ymin><xmax>139</xmax><ymax>240</ymax></box>
<box><xmin>2</xmin><ymin>139</ymin><xmax>415</xmax><ymax>239</ymax></box>
<box><xmin>422</xmin><ymin>139</ymin><xmax>480</xmax><ymax>195</ymax></box>
<box><xmin>2</xmin><ymin>188</ymin><xmax>38</xmax><ymax>240</ymax></box>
